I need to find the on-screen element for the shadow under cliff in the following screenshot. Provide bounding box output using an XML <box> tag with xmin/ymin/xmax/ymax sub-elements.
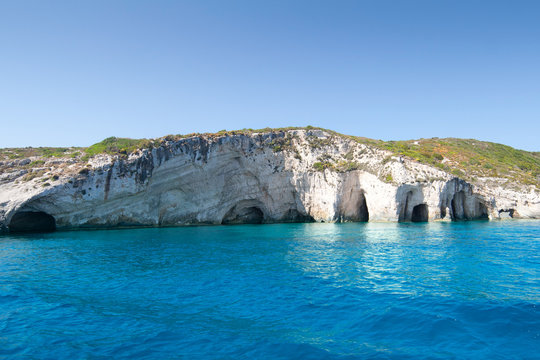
<box><xmin>439</xmin><ymin>179</ymin><xmax>489</xmax><ymax>221</ymax></box>
<box><xmin>395</xmin><ymin>184</ymin><xmax>429</xmax><ymax>222</ymax></box>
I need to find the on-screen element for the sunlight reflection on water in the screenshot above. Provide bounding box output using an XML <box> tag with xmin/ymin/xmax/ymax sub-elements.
<box><xmin>1</xmin><ymin>221</ymin><xmax>539</xmax><ymax>359</ymax></box>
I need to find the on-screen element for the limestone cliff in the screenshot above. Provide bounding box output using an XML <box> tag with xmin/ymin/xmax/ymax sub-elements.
<box><xmin>1</xmin><ymin>129</ymin><xmax>539</xmax><ymax>232</ymax></box>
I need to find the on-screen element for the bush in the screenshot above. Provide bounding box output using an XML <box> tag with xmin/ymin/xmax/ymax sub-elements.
<box><xmin>84</xmin><ymin>137</ymin><xmax>152</xmax><ymax>158</ymax></box>
<box><xmin>22</xmin><ymin>170</ymin><xmax>45</xmax><ymax>181</ymax></box>
<box><xmin>313</xmin><ymin>162</ymin><xmax>325</xmax><ymax>171</ymax></box>
<box><xmin>29</xmin><ymin>160</ymin><xmax>45</xmax><ymax>167</ymax></box>
<box><xmin>313</xmin><ymin>161</ymin><xmax>334</xmax><ymax>171</ymax></box>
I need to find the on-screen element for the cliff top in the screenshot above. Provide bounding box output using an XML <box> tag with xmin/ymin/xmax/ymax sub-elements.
<box><xmin>1</xmin><ymin>126</ymin><xmax>539</xmax><ymax>188</ymax></box>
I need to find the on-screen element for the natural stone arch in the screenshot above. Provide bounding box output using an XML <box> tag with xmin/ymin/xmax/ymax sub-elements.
<box><xmin>411</xmin><ymin>204</ymin><xmax>429</xmax><ymax>222</ymax></box>
<box><xmin>222</xmin><ymin>200</ymin><xmax>265</xmax><ymax>224</ymax></box>
<box><xmin>9</xmin><ymin>211</ymin><xmax>56</xmax><ymax>233</ymax></box>
<box><xmin>338</xmin><ymin>190</ymin><xmax>369</xmax><ymax>222</ymax></box>
<box><xmin>498</xmin><ymin>208</ymin><xmax>515</xmax><ymax>219</ymax></box>
<box><xmin>451</xmin><ymin>190</ymin><xmax>466</xmax><ymax>220</ymax></box>
<box><xmin>475</xmin><ymin>201</ymin><xmax>489</xmax><ymax>220</ymax></box>
<box><xmin>396</xmin><ymin>185</ymin><xmax>429</xmax><ymax>222</ymax></box>
<box><xmin>451</xmin><ymin>190</ymin><xmax>489</xmax><ymax>220</ymax></box>
<box><xmin>357</xmin><ymin>192</ymin><xmax>369</xmax><ymax>222</ymax></box>
<box><xmin>280</xmin><ymin>209</ymin><xmax>315</xmax><ymax>223</ymax></box>
<box><xmin>439</xmin><ymin>205</ymin><xmax>451</xmax><ymax>220</ymax></box>
<box><xmin>399</xmin><ymin>190</ymin><xmax>414</xmax><ymax>222</ymax></box>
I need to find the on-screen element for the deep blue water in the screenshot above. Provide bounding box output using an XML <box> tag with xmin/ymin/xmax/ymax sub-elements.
<box><xmin>1</xmin><ymin>221</ymin><xmax>539</xmax><ymax>359</ymax></box>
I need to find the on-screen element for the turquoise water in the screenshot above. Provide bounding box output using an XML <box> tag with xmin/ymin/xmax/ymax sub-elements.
<box><xmin>1</xmin><ymin>221</ymin><xmax>539</xmax><ymax>359</ymax></box>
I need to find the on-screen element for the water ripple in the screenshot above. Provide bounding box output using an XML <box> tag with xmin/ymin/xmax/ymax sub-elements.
<box><xmin>1</xmin><ymin>221</ymin><xmax>539</xmax><ymax>359</ymax></box>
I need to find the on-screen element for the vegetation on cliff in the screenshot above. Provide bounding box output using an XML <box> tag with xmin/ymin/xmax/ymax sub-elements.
<box><xmin>82</xmin><ymin>137</ymin><xmax>153</xmax><ymax>160</ymax></box>
<box><xmin>372</xmin><ymin>138</ymin><xmax>540</xmax><ymax>186</ymax></box>
<box><xmin>0</xmin><ymin>146</ymin><xmax>82</xmax><ymax>159</ymax></box>
<box><xmin>1</xmin><ymin>127</ymin><xmax>538</xmax><ymax>187</ymax></box>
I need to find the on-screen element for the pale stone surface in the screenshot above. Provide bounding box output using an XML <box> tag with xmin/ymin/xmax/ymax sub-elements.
<box><xmin>1</xmin><ymin>130</ymin><xmax>539</xmax><ymax>232</ymax></box>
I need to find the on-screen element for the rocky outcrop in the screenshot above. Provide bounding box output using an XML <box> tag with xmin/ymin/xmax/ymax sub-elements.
<box><xmin>1</xmin><ymin>130</ymin><xmax>539</xmax><ymax>232</ymax></box>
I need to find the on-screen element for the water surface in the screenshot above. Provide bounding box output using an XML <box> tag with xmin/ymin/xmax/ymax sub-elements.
<box><xmin>1</xmin><ymin>221</ymin><xmax>539</xmax><ymax>359</ymax></box>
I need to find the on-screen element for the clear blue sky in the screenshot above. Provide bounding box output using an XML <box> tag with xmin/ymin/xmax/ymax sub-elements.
<box><xmin>1</xmin><ymin>1</ymin><xmax>539</xmax><ymax>150</ymax></box>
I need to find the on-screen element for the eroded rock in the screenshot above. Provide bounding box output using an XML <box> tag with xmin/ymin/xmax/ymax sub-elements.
<box><xmin>1</xmin><ymin>130</ymin><xmax>539</xmax><ymax>232</ymax></box>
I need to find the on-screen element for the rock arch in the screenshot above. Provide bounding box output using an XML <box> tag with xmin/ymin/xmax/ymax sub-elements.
<box><xmin>222</xmin><ymin>200</ymin><xmax>265</xmax><ymax>224</ymax></box>
<box><xmin>450</xmin><ymin>190</ymin><xmax>489</xmax><ymax>220</ymax></box>
<box><xmin>396</xmin><ymin>186</ymin><xmax>429</xmax><ymax>222</ymax></box>
<box><xmin>280</xmin><ymin>209</ymin><xmax>315</xmax><ymax>223</ymax></box>
<box><xmin>498</xmin><ymin>208</ymin><xmax>515</xmax><ymax>219</ymax></box>
<box><xmin>9</xmin><ymin>211</ymin><xmax>56</xmax><ymax>233</ymax></box>
<box><xmin>398</xmin><ymin>190</ymin><xmax>414</xmax><ymax>222</ymax></box>
<box><xmin>411</xmin><ymin>204</ymin><xmax>429</xmax><ymax>222</ymax></box>
<box><xmin>338</xmin><ymin>190</ymin><xmax>369</xmax><ymax>222</ymax></box>
<box><xmin>476</xmin><ymin>201</ymin><xmax>489</xmax><ymax>220</ymax></box>
<box><xmin>357</xmin><ymin>192</ymin><xmax>369</xmax><ymax>222</ymax></box>
<box><xmin>451</xmin><ymin>190</ymin><xmax>466</xmax><ymax>220</ymax></box>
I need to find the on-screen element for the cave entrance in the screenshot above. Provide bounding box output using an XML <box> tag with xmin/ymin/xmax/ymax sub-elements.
<box><xmin>222</xmin><ymin>204</ymin><xmax>264</xmax><ymax>225</ymax></box>
<box><xmin>451</xmin><ymin>190</ymin><xmax>466</xmax><ymax>220</ymax></box>
<box><xmin>498</xmin><ymin>209</ymin><xmax>515</xmax><ymax>219</ymax></box>
<box><xmin>281</xmin><ymin>209</ymin><xmax>315</xmax><ymax>223</ymax></box>
<box><xmin>9</xmin><ymin>211</ymin><xmax>56</xmax><ymax>233</ymax></box>
<box><xmin>411</xmin><ymin>204</ymin><xmax>429</xmax><ymax>222</ymax></box>
<box><xmin>476</xmin><ymin>202</ymin><xmax>489</xmax><ymax>220</ymax></box>
<box><xmin>338</xmin><ymin>190</ymin><xmax>369</xmax><ymax>222</ymax></box>
<box><xmin>357</xmin><ymin>193</ymin><xmax>369</xmax><ymax>222</ymax></box>
<box><xmin>451</xmin><ymin>191</ymin><xmax>489</xmax><ymax>221</ymax></box>
<box><xmin>398</xmin><ymin>191</ymin><xmax>414</xmax><ymax>222</ymax></box>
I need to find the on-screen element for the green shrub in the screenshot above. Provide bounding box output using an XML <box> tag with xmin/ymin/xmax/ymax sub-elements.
<box><xmin>313</xmin><ymin>162</ymin><xmax>325</xmax><ymax>171</ymax></box>
<box><xmin>22</xmin><ymin>170</ymin><xmax>45</xmax><ymax>181</ymax></box>
<box><xmin>313</xmin><ymin>161</ymin><xmax>334</xmax><ymax>171</ymax></box>
<box><xmin>29</xmin><ymin>160</ymin><xmax>45</xmax><ymax>167</ymax></box>
<box><xmin>84</xmin><ymin>137</ymin><xmax>152</xmax><ymax>158</ymax></box>
<box><xmin>2</xmin><ymin>126</ymin><xmax>538</xmax><ymax>188</ymax></box>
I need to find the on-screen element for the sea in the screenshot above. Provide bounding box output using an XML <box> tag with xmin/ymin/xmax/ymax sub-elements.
<box><xmin>1</xmin><ymin>221</ymin><xmax>539</xmax><ymax>359</ymax></box>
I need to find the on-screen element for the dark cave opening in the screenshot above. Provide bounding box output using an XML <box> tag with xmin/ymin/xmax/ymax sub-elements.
<box><xmin>9</xmin><ymin>211</ymin><xmax>56</xmax><ymax>233</ymax></box>
<box><xmin>451</xmin><ymin>190</ymin><xmax>466</xmax><ymax>220</ymax></box>
<box><xmin>358</xmin><ymin>193</ymin><xmax>369</xmax><ymax>222</ymax></box>
<box><xmin>440</xmin><ymin>206</ymin><xmax>447</xmax><ymax>219</ymax></box>
<box><xmin>451</xmin><ymin>191</ymin><xmax>489</xmax><ymax>221</ymax></box>
<box><xmin>339</xmin><ymin>191</ymin><xmax>369</xmax><ymax>222</ymax></box>
<box><xmin>398</xmin><ymin>191</ymin><xmax>413</xmax><ymax>222</ymax></box>
<box><xmin>498</xmin><ymin>208</ymin><xmax>515</xmax><ymax>218</ymax></box>
<box><xmin>476</xmin><ymin>202</ymin><xmax>489</xmax><ymax>220</ymax></box>
<box><xmin>411</xmin><ymin>204</ymin><xmax>429</xmax><ymax>222</ymax></box>
<box><xmin>281</xmin><ymin>209</ymin><xmax>315</xmax><ymax>223</ymax></box>
<box><xmin>222</xmin><ymin>206</ymin><xmax>264</xmax><ymax>225</ymax></box>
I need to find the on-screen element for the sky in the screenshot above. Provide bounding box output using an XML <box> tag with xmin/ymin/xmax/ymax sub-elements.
<box><xmin>0</xmin><ymin>1</ymin><xmax>539</xmax><ymax>150</ymax></box>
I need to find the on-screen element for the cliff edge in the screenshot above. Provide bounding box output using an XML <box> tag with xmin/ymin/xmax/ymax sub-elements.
<box><xmin>1</xmin><ymin>128</ymin><xmax>539</xmax><ymax>232</ymax></box>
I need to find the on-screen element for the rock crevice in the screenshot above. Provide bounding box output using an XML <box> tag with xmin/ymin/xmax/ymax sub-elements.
<box><xmin>1</xmin><ymin>129</ymin><xmax>539</xmax><ymax>232</ymax></box>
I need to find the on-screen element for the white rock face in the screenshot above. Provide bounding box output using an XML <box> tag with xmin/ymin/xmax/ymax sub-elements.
<box><xmin>1</xmin><ymin>130</ymin><xmax>539</xmax><ymax>232</ymax></box>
